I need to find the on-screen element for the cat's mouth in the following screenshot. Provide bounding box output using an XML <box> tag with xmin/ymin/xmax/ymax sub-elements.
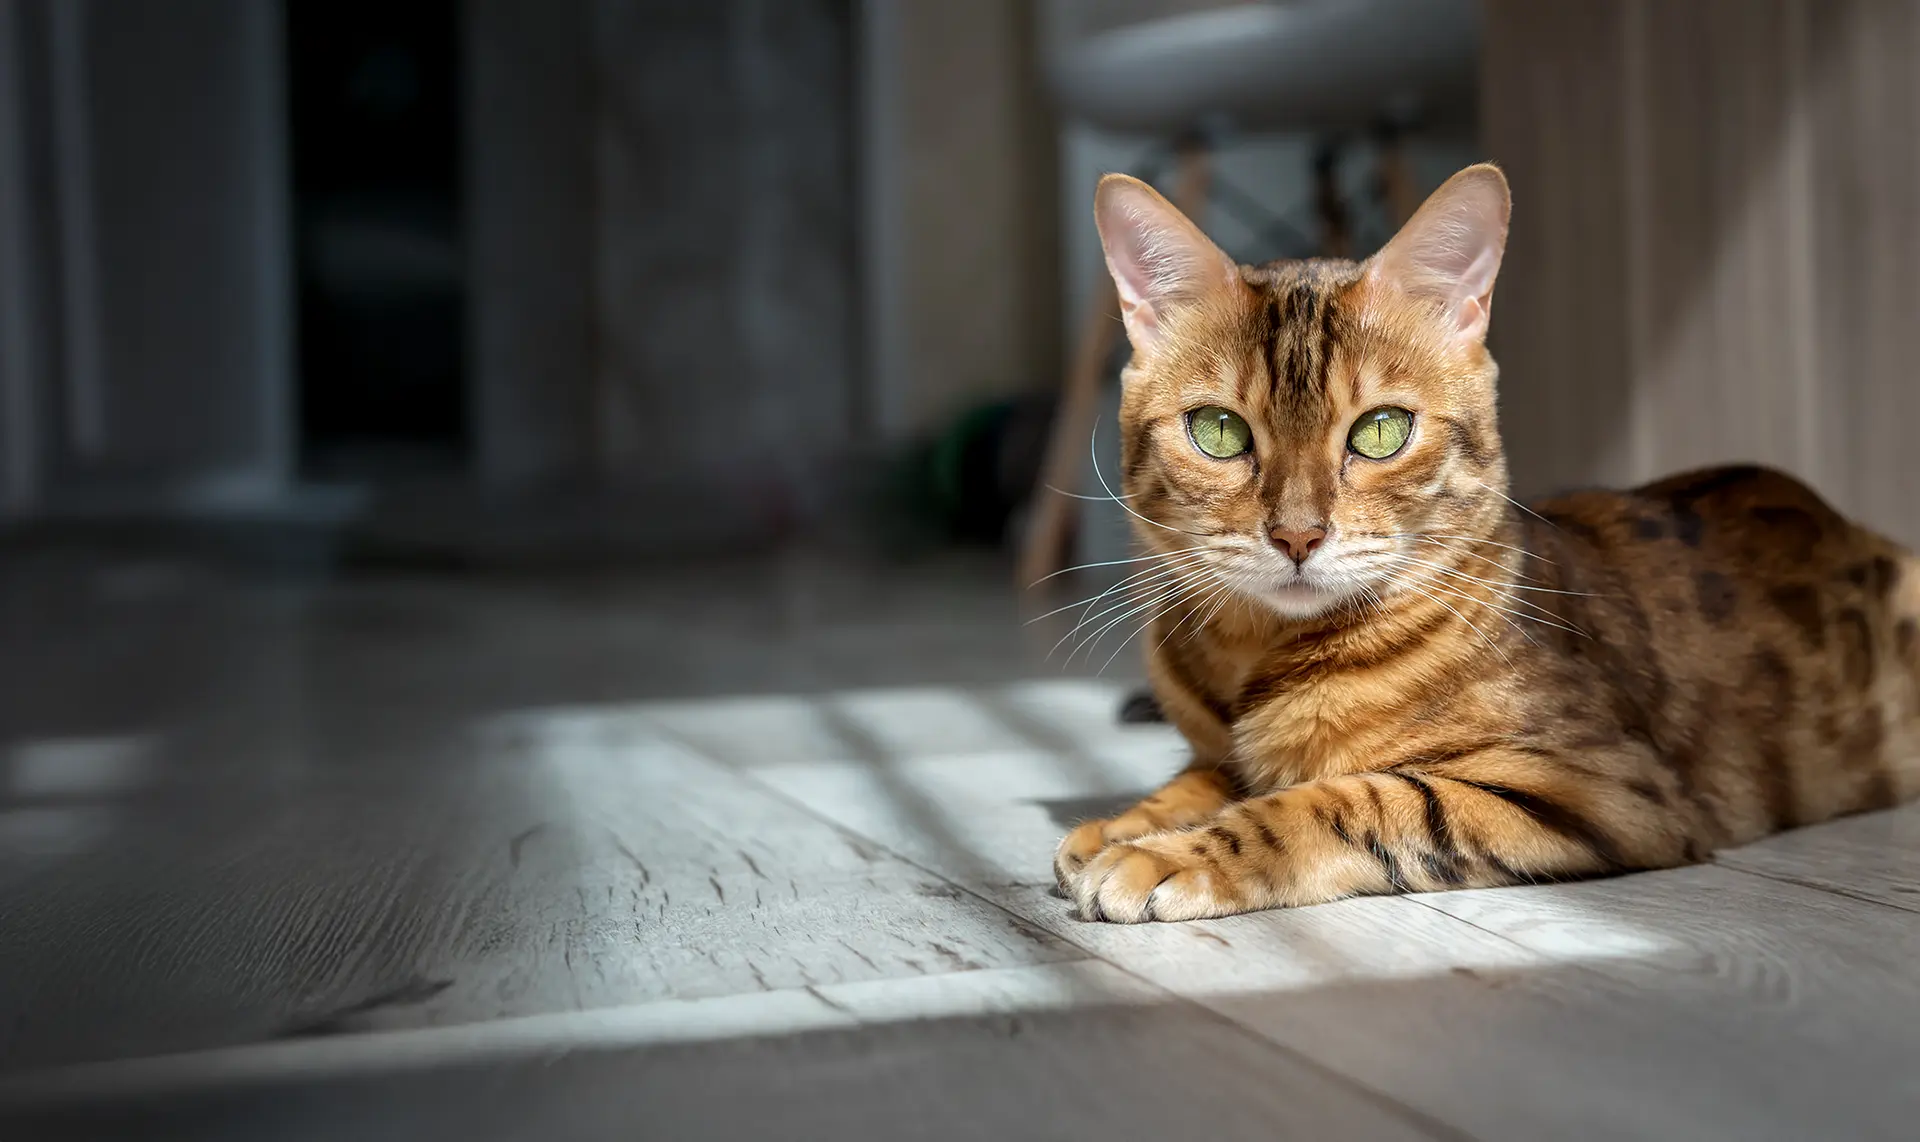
<box><xmin>1233</xmin><ymin>567</ymin><xmax>1358</xmax><ymax>619</ymax></box>
<box><xmin>1207</xmin><ymin>542</ymin><xmax>1381</xmax><ymax>619</ymax></box>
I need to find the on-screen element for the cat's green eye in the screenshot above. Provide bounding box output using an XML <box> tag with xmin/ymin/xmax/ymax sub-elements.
<box><xmin>1188</xmin><ymin>406</ymin><xmax>1252</xmax><ymax>459</ymax></box>
<box><xmin>1348</xmin><ymin>407</ymin><xmax>1414</xmax><ymax>460</ymax></box>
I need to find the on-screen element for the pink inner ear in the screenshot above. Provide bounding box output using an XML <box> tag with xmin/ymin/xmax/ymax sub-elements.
<box><xmin>1100</xmin><ymin>207</ymin><xmax>1169</xmax><ymax>347</ymax></box>
<box><xmin>1454</xmin><ymin>233</ymin><xmax>1503</xmax><ymax>305</ymax></box>
<box><xmin>1449</xmin><ymin>245</ymin><xmax>1502</xmax><ymax>333</ymax></box>
<box><xmin>1107</xmin><ymin>214</ymin><xmax>1165</xmax><ymax>313</ymax></box>
<box><xmin>1453</xmin><ymin>295</ymin><xmax>1489</xmax><ymax>337</ymax></box>
<box><xmin>1095</xmin><ymin>181</ymin><xmax>1239</xmax><ymax>352</ymax></box>
<box><xmin>1371</xmin><ymin>175</ymin><xmax>1509</xmax><ymax>339</ymax></box>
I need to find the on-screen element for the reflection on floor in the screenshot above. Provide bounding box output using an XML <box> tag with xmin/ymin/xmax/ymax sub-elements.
<box><xmin>1</xmin><ymin>547</ymin><xmax>1918</xmax><ymax>1140</ymax></box>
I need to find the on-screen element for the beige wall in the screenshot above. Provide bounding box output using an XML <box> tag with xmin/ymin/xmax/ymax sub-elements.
<box><xmin>861</xmin><ymin>0</ymin><xmax>1060</xmax><ymax>443</ymax></box>
<box><xmin>1485</xmin><ymin>0</ymin><xmax>1920</xmax><ymax>545</ymax></box>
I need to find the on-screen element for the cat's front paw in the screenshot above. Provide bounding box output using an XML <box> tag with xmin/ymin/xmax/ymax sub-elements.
<box><xmin>1067</xmin><ymin>832</ymin><xmax>1256</xmax><ymax>923</ymax></box>
<box><xmin>1052</xmin><ymin>819</ymin><xmax>1115</xmax><ymax>889</ymax></box>
<box><xmin>1052</xmin><ymin>814</ymin><xmax>1164</xmax><ymax>891</ymax></box>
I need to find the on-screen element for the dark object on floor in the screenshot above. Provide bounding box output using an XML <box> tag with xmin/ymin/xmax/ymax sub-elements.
<box><xmin>1118</xmin><ymin>689</ymin><xmax>1166</xmax><ymax>724</ymax></box>
<box><xmin>928</xmin><ymin>396</ymin><xmax>1055</xmax><ymax>544</ymax></box>
<box><xmin>878</xmin><ymin>396</ymin><xmax>1055</xmax><ymax>550</ymax></box>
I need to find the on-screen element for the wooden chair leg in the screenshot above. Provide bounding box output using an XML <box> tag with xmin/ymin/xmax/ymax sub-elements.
<box><xmin>1312</xmin><ymin>140</ymin><xmax>1351</xmax><ymax>258</ymax></box>
<box><xmin>1374</xmin><ymin>135</ymin><xmax>1418</xmax><ymax>228</ymax></box>
<box><xmin>1016</xmin><ymin>271</ymin><xmax>1119</xmax><ymax>591</ymax></box>
<box><xmin>1017</xmin><ymin>139</ymin><xmax>1213</xmax><ymax>592</ymax></box>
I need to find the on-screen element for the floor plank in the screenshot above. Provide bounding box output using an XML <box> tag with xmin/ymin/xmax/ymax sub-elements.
<box><xmin>7</xmin><ymin>552</ymin><xmax>1919</xmax><ymax>1140</ymax></box>
<box><xmin>1713</xmin><ymin>802</ymin><xmax>1920</xmax><ymax>911</ymax></box>
<box><xmin>995</xmin><ymin>868</ymin><xmax>1920</xmax><ymax>1141</ymax></box>
<box><xmin>753</xmin><ymin>746</ymin><xmax>1184</xmax><ymax>889</ymax></box>
<box><xmin>738</xmin><ymin>711</ymin><xmax>1920</xmax><ymax>1142</ymax></box>
<box><xmin>637</xmin><ymin>679</ymin><xmax>1166</xmax><ymax>771</ymax></box>
<box><xmin>0</xmin><ymin>723</ymin><xmax>1075</xmax><ymax>1070</ymax></box>
<box><xmin>1406</xmin><ymin>866</ymin><xmax>1920</xmax><ymax>1140</ymax></box>
<box><xmin>0</xmin><ymin>963</ymin><xmax>1444</xmax><ymax>1142</ymax></box>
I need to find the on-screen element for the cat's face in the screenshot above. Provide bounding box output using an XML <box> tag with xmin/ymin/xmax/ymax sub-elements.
<box><xmin>1096</xmin><ymin>165</ymin><xmax>1512</xmax><ymax>621</ymax></box>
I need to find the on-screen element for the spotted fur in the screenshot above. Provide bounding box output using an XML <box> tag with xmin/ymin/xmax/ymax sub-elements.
<box><xmin>1056</xmin><ymin>164</ymin><xmax>1920</xmax><ymax>922</ymax></box>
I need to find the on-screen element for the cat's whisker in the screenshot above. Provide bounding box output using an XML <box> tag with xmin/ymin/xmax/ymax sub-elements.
<box><xmin>1043</xmin><ymin>483</ymin><xmax>1140</xmax><ymax>503</ymax></box>
<box><xmin>1104</xmin><ymin>570</ymin><xmax>1228</xmax><ymax>674</ymax></box>
<box><xmin>1387</xmin><ymin>567</ymin><xmax>1545</xmax><ymax>648</ymax></box>
<box><xmin>1065</xmin><ymin>572</ymin><xmax>1211</xmax><ymax>665</ymax></box>
<box><xmin>1088</xmin><ymin>417</ymin><xmax>1211</xmax><ymax>539</ymax></box>
<box><xmin>1028</xmin><ymin>577</ymin><xmax>1168</xmax><ymax>629</ymax></box>
<box><xmin>1045</xmin><ymin>559</ymin><xmax>1216</xmax><ymax>661</ymax></box>
<box><xmin>1346</xmin><ymin>581</ymin><xmax>1388</xmax><ymax>623</ymax></box>
<box><xmin>1387</xmin><ymin>564</ymin><xmax>1590</xmax><ymax>641</ymax></box>
<box><xmin>1476</xmin><ymin>479</ymin><xmax>1561</xmax><ymax>530</ymax></box>
<box><xmin>1168</xmin><ymin>572</ymin><xmax>1235</xmax><ymax>648</ymax></box>
<box><xmin>1086</xmin><ymin>566</ymin><xmax>1222</xmax><ymax>657</ymax></box>
<box><xmin>1171</xmin><ymin>588</ymin><xmax>1231</xmax><ymax>650</ymax></box>
<box><xmin>1029</xmin><ymin>548</ymin><xmax>1215</xmax><ymax>627</ymax></box>
<box><xmin>1363</xmin><ymin>583</ymin><xmax>1388</xmax><ymax>618</ymax></box>
<box><xmin>1162</xmin><ymin>569</ymin><xmax>1231</xmax><ymax>644</ymax></box>
<box><xmin>1043</xmin><ymin>577</ymin><xmax>1187</xmax><ymax>662</ymax></box>
<box><xmin>1191</xmin><ymin>574</ymin><xmax>1241</xmax><ymax>641</ymax></box>
<box><xmin>1380</xmin><ymin>553</ymin><xmax>1602</xmax><ymax>602</ymax></box>
<box><xmin>1152</xmin><ymin>593</ymin><xmax>1207</xmax><ymax>654</ymax></box>
<box><xmin>1379</xmin><ymin>569</ymin><xmax>1513</xmax><ymax>666</ymax></box>
<box><xmin>1368</xmin><ymin>549</ymin><xmax>1535</xmax><ymax>601</ymax></box>
<box><xmin>1065</xmin><ymin>551</ymin><xmax>1215</xmax><ymax>622</ymax></box>
<box><xmin>1399</xmin><ymin>535</ymin><xmax>1547</xmax><ymax>582</ymax></box>
<box><xmin>1397</xmin><ymin>537</ymin><xmax>1574</xmax><ymax>591</ymax></box>
<box><xmin>1391</xmin><ymin>565</ymin><xmax>1575</xmax><ymax>634</ymax></box>
<box><xmin>1075</xmin><ymin>582</ymin><xmax>1211</xmax><ymax>670</ymax></box>
<box><xmin>1380</xmin><ymin>531</ymin><xmax>1553</xmax><ymax>564</ymax></box>
<box><xmin>1025</xmin><ymin>543</ymin><xmax>1213</xmax><ymax>593</ymax></box>
<box><xmin>1399</xmin><ymin>582</ymin><xmax>1514</xmax><ymax>663</ymax></box>
<box><xmin>1381</xmin><ymin>556</ymin><xmax>1595</xmax><ymax>635</ymax></box>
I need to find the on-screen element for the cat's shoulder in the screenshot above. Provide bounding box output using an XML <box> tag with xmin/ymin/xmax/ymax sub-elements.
<box><xmin>1630</xmin><ymin>463</ymin><xmax>1831</xmax><ymax>512</ymax></box>
<box><xmin>1527</xmin><ymin>463</ymin><xmax>1864</xmax><ymax>560</ymax></box>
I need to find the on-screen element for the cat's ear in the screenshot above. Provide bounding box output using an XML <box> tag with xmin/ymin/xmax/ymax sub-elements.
<box><xmin>1094</xmin><ymin>174</ymin><xmax>1240</xmax><ymax>355</ymax></box>
<box><xmin>1367</xmin><ymin>163</ymin><xmax>1511</xmax><ymax>344</ymax></box>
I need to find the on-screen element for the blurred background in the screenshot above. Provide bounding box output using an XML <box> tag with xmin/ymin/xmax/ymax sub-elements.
<box><xmin>3</xmin><ymin>1</ymin><xmax>1919</xmax><ymax>1137</ymax></box>
<box><xmin>4</xmin><ymin>0</ymin><xmax>1912</xmax><ymax>575</ymax></box>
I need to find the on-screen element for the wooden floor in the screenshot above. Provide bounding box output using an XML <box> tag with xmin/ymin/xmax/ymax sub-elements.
<box><xmin>1</xmin><ymin>548</ymin><xmax>1917</xmax><ymax>1140</ymax></box>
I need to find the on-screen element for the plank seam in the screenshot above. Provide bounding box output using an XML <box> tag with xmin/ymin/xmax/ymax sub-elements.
<box><xmin>1709</xmin><ymin>858</ymin><xmax>1920</xmax><ymax>916</ymax></box>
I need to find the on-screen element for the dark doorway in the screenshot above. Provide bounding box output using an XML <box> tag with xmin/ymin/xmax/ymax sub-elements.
<box><xmin>286</xmin><ymin>0</ymin><xmax>465</xmax><ymax>479</ymax></box>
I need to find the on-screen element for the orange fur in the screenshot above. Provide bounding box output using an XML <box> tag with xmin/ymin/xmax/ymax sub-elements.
<box><xmin>1055</xmin><ymin>164</ymin><xmax>1920</xmax><ymax>922</ymax></box>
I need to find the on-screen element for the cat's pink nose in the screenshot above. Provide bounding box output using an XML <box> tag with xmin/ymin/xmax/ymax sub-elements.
<box><xmin>1268</xmin><ymin>525</ymin><xmax>1327</xmax><ymax>564</ymax></box>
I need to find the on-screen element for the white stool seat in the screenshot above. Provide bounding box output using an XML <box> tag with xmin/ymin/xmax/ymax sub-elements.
<box><xmin>1048</xmin><ymin>0</ymin><xmax>1479</xmax><ymax>135</ymax></box>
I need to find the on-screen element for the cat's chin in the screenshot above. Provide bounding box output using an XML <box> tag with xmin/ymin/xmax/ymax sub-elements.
<box><xmin>1243</xmin><ymin>579</ymin><xmax>1354</xmax><ymax>621</ymax></box>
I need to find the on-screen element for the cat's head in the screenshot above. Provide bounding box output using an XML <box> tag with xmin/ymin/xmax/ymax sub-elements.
<box><xmin>1095</xmin><ymin>163</ymin><xmax>1512</xmax><ymax>621</ymax></box>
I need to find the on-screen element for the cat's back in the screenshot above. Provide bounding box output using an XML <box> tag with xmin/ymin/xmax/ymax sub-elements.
<box><xmin>1519</xmin><ymin>463</ymin><xmax>1920</xmax><ymax>841</ymax></box>
<box><xmin>1523</xmin><ymin>463</ymin><xmax>1916</xmax><ymax>660</ymax></box>
<box><xmin>1527</xmin><ymin>463</ymin><xmax>1904</xmax><ymax>603</ymax></box>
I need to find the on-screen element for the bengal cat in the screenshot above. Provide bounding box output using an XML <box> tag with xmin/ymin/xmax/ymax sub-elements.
<box><xmin>1054</xmin><ymin>163</ymin><xmax>1920</xmax><ymax>923</ymax></box>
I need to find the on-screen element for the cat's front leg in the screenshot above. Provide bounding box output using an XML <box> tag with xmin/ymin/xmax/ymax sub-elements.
<box><xmin>1069</xmin><ymin>760</ymin><xmax>1672</xmax><ymax>922</ymax></box>
<box><xmin>1052</xmin><ymin>764</ymin><xmax>1238</xmax><ymax>890</ymax></box>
